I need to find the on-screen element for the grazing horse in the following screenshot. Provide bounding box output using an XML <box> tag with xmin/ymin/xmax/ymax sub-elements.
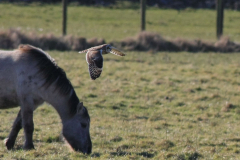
<box><xmin>0</xmin><ymin>45</ymin><xmax>92</xmax><ymax>154</ymax></box>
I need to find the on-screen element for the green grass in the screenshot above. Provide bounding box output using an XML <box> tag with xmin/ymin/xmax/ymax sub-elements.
<box><xmin>0</xmin><ymin>3</ymin><xmax>240</xmax><ymax>159</ymax></box>
<box><xmin>0</xmin><ymin>51</ymin><xmax>240</xmax><ymax>159</ymax></box>
<box><xmin>0</xmin><ymin>3</ymin><xmax>240</xmax><ymax>42</ymax></box>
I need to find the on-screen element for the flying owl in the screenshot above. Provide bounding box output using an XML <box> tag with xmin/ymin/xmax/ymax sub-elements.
<box><xmin>79</xmin><ymin>44</ymin><xmax>125</xmax><ymax>80</ymax></box>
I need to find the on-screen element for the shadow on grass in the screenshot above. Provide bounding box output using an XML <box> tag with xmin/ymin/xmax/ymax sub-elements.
<box><xmin>137</xmin><ymin>152</ymin><xmax>155</xmax><ymax>158</ymax></box>
<box><xmin>43</xmin><ymin>135</ymin><xmax>62</xmax><ymax>143</ymax></box>
<box><xmin>110</xmin><ymin>151</ymin><xmax>131</xmax><ymax>156</ymax></box>
<box><xmin>0</xmin><ymin>136</ymin><xmax>6</xmax><ymax>140</ymax></box>
<box><xmin>10</xmin><ymin>144</ymin><xmax>25</xmax><ymax>151</ymax></box>
<box><xmin>91</xmin><ymin>152</ymin><xmax>101</xmax><ymax>158</ymax></box>
<box><xmin>110</xmin><ymin>151</ymin><xmax>155</xmax><ymax>158</ymax></box>
<box><xmin>177</xmin><ymin>152</ymin><xmax>202</xmax><ymax>160</ymax></box>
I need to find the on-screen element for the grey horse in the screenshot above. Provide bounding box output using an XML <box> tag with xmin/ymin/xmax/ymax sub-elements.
<box><xmin>0</xmin><ymin>44</ymin><xmax>91</xmax><ymax>154</ymax></box>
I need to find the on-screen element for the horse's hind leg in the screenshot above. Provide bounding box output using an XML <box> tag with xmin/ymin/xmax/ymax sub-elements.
<box><xmin>21</xmin><ymin>105</ymin><xmax>35</xmax><ymax>150</ymax></box>
<box><xmin>4</xmin><ymin>110</ymin><xmax>22</xmax><ymax>150</ymax></box>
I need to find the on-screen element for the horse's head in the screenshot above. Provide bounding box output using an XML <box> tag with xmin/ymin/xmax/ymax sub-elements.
<box><xmin>62</xmin><ymin>102</ymin><xmax>92</xmax><ymax>154</ymax></box>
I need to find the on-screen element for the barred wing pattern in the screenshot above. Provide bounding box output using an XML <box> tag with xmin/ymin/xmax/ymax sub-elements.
<box><xmin>110</xmin><ymin>48</ymin><xmax>126</xmax><ymax>56</ymax></box>
<box><xmin>88</xmin><ymin>63</ymin><xmax>102</xmax><ymax>80</ymax></box>
<box><xmin>86</xmin><ymin>50</ymin><xmax>103</xmax><ymax>80</ymax></box>
<box><xmin>79</xmin><ymin>45</ymin><xmax>105</xmax><ymax>54</ymax></box>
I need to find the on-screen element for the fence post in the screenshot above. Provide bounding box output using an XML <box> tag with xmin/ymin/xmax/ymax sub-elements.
<box><xmin>62</xmin><ymin>0</ymin><xmax>67</xmax><ymax>36</ymax></box>
<box><xmin>140</xmin><ymin>0</ymin><xmax>146</xmax><ymax>31</ymax></box>
<box><xmin>216</xmin><ymin>0</ymin><xmax>224</xmax><ymax>39</ymax></box>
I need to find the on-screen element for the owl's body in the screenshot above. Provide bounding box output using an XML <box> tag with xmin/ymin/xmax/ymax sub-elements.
<box><xmin>79</xmin><ymin>44</ymin><xmax>125</xmax><ymax>80</ymax></box>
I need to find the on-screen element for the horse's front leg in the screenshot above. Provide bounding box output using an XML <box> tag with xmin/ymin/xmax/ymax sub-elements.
<box><xmin>21</xmin><ymin>102</ymin><xmax>35</xmax><ymax>150</ymax></box>
<box><xmin>4</xmin><ymin>109</ymin><xmax>22</xmax><ymax>150</ymax></box>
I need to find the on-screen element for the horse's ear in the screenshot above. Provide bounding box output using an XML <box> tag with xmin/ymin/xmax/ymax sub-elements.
<box><xmin>77</xmin><ymin>102</ymin><xmax>84</xmax><ymax>114</ymax></box>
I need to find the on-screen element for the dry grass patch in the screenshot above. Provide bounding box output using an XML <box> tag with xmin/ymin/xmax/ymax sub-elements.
<box><xmin>117</xmin><ymin>31</ymin><xmax>240</xmax><ymax>52</ymax></box>
<box><xmin>0</xmin><ymin>29</ymin><xmax>104</xmax><ymax>51</ymax></box>
<box><xmin>221</xmin><ymin>102</ymin><xmax>235</xmax><ymax>112</ymax></box>
<box><xmin>1</xmin><ymin>30</ymin><xmax>240</xmax><ymax>53</ymax></box>
<box><xmin>157</xmin><ymin>140</ymin><xmax>175</xmax><ymax>150</ymax></box>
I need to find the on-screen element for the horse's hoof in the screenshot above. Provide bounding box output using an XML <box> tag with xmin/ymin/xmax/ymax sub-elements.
<box><xmin>4</xmin><ymin>138</ymin><xmax>14</xmax><ymax>150</ymax></box>
<box><xmin>23</xmin><ymin>144</ymin><xmax>35</xmax><ymax>150</ymax></box>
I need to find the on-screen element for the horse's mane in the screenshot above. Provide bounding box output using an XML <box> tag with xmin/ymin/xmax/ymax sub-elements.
<box><xmin>18</xmin><ymin>44</ymin><xmax>79</xmax><ymax>115</ymax></box>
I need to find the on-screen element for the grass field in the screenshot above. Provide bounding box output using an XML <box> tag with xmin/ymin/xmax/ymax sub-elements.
<box><xmin>0</xmin><ymin>3</ymin><xmax>240</xmax><ymax>160</ymax></box>
<box><xmin>0</xmin><ymin>3</ymin><xmax>240</xmax><ymax>42</ymax></box>
<box><xmin>0</xmin><ymin>51</ymin><xmax>240</xmax><ymax>159</ymax></box>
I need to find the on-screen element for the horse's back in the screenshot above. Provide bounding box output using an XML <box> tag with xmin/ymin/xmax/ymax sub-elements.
<box><xmin>0</xmin><ymin>46</ymin><xmax>41</xmax><ymax>84</ymax></box>
<box><xmin>0</xmin><ymin>46</ymin><xmax>43</xmax><ymax>109</ymax></box>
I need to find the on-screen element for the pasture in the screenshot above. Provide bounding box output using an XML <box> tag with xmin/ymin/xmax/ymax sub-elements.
<box><xmin>0</xmin><ymin>2</ymin><xmax>240</xmax><ymax>160</ymax></box>
<box><xmin>0</xmin><ymin>51</ymin><xmax>239</xmax><ymax>159</ymax></box>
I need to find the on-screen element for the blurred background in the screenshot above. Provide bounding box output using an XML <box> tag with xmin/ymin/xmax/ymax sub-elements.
<box><xmin>1</xmin><ymin>0</ymin><xmax>240</xmax><ymax>10</ymax></box>
<box><xmin>0</xmin><ymin>0</ymin><xmax>239</xmax><ymax>52</ymax></box>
